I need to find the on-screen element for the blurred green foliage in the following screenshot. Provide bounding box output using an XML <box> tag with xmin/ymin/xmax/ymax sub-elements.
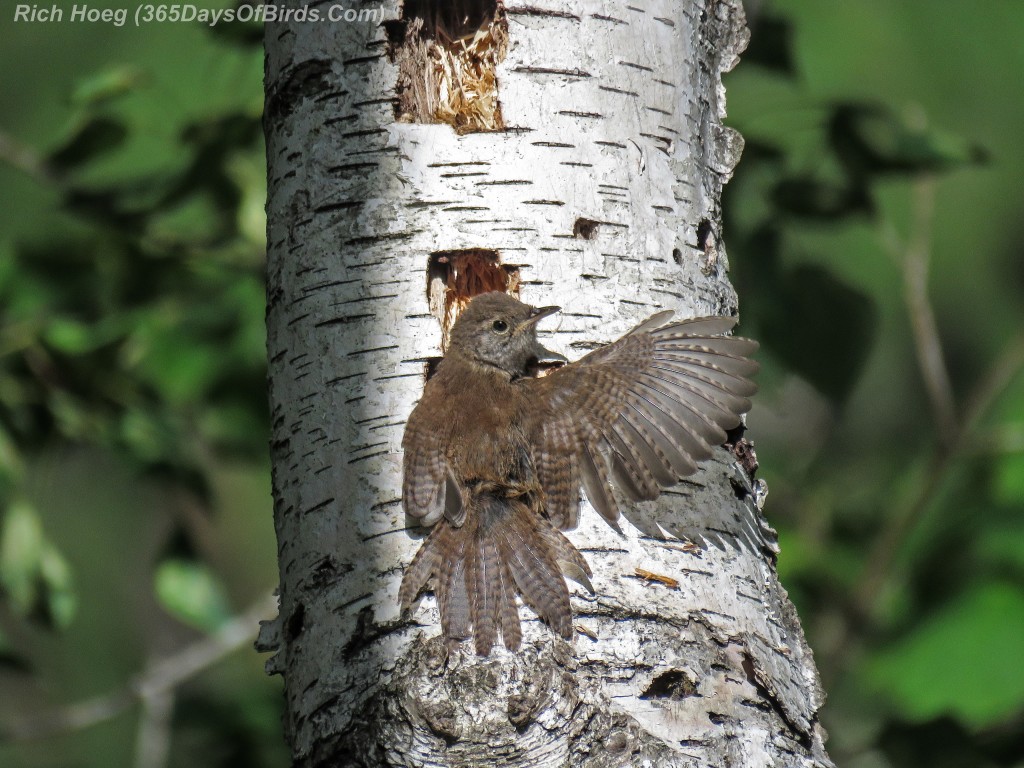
<box><xmin>0</xmin><ymin>500</ymin><xmax>76</xmax><ymax>630</ymax></box>
<box><xmin>0</xmin><ymin>2</ymin><xmax>281</xmax><ymax>767</ymax></box>
<box><xmin>154</xmin><ymin>557</ymin><xmax>234</xmax><ymax>633</ymax></box>
<box><xmin>728</xmin><ymin>2</ymin><xmax>1024</xmax><ymax>766</ymax></box>
<box><xmin>0</xmin><ymin>1</ymin><xmax>1022</xmax><ymax>768</ymax></box>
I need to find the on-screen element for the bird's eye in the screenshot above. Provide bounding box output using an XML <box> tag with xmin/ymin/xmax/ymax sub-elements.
<box><xmin>492</xmin><ymin>319</ymin><xmax>509</xmax><ymax>333</ymax></box>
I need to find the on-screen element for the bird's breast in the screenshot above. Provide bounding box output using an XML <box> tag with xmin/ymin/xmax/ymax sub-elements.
<box><xmin>453</xmin><ymin>406</ymin><xmax>532</xmax><ymax>480</ymax></box>
<box><xmin>438</xmin><ymin>382</ymin><xmax>535</xmax><ymax>488</ymax></box>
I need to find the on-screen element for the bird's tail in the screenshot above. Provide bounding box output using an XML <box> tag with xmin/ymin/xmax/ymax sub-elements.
<box><xmin>399</xmin><ymin>495</ymin><xmax>593</xmax><ymax>655</ymax></box>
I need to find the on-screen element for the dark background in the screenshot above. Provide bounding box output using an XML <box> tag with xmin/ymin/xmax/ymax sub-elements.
<box><xmin>1</xmin><ymin>2</ymin><xmax>1022</xmax><ymax>766</ymax></box>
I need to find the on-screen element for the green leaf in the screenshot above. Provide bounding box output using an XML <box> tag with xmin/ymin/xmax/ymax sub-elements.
<box><xmin>38</xmin><ymin>542</ymin><xmax>77</xmax><ymax>629</ymax></box>
<box><xmin>865</xmin><ymin>582</ymin><xmax>1024</xmax><ymax>728</ymax></box>
<box><xmin>70</xmin><ymin>65</ymin><xmax>147</xmax><ymax>107</ymax></box>
<box><xmin>0</xmin><ymin>501</ymin><xmax>77</xmax><ymax>628</ymax></box>
<box><xmin>226</xmin><ymin>151</ymin><xmax>268</xmax><ymax>247</ymax></box>
<box><xmin>118</xmin><ymin>409</ymin><xmax>179</xmax><ymax>463</ymax></box>
<box><xmin>0</xmin><ymin>501</ymin><xmax>44</xmax><ymax>613</ymax></box>
<box><xmin>127</xmin><ymin>302</ymin><xmax>240</xmax><ymax>406</ymax></box>
<box><xmin>44</xmin><ymin>315</ymin><xmax>126</xmax><ymax>354</ymax></box>
<box><xmin>154</xmin><ymin>557</ymin><xmax>231</xmax><ymax>632</ymax></box>
<box><xmin>145</xmin><ymin>193</ymin><xmax>225</xmax><ymax>244</ymax></box>
<box><xmin>199</xmin><ymin>403</ymin><xmax>266</xmax><ymax>452</ymax></box>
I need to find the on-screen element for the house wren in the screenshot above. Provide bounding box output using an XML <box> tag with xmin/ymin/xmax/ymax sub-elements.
<box><xmin>399</xmin><ymin>292</ymin><xmax>759</xmax><ymax>654</ymax></box>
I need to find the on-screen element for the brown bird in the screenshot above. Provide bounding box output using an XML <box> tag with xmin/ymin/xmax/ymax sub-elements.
<box><xmin>399</xmin><ymin>292</ymin><xmax>759</xmax><ymax>654</ymax></box>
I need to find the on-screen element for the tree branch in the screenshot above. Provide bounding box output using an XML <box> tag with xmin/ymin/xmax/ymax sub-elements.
<box><xmin>818</xmin><ymin>183</ymin><xmax>1024</xmax><ymax>677</ymax></box>
<box><xmin>1</xmin><ymin>592</ymin><xmax>277</xmax><ymax>742</ymax></box>
<box><xmin>853</xmin><ymin>333</ymin><xmax>1024</xmax><ymax>620</ymax></box>
<box><xmin>883</xmin><ymin>177</ymin><xmax>958</xmax><ymax>443</ymax></box>
<box><xmin>133</xmin><ymin>688</ymin><xmax>174</xmax><ymax>768</ymax></box>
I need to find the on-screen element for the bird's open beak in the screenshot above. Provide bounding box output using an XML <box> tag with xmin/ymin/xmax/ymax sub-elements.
<box><xmin>528</xmin><ymin>305</ymin><xmax>561</xmax><ymax>323</ymax></box>
<box><xmin>534</xmin><ymin>346</ymin><xmax>568</xmax><ymax>364</ymax></box>
<box><xmin>520</xmin><ymin>305</ymin><xmax>567</xmax><ymax>363</ymax></box>
<box><xmin>519</xmin><ymin>305</ymin><xmax>561</xmax><ymax>330</ymax></box>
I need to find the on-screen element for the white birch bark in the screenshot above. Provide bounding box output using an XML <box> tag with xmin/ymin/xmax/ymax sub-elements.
<box><xmin>260</xmin><ymin>1</ymin><xmax>833</xmax><ymax>766</ymax></box>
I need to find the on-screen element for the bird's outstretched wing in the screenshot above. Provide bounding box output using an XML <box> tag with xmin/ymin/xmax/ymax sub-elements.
<box><xmin>527</xmin><ymin>314</ymin><xmax>759</xmax><ymax>530</ymax></box>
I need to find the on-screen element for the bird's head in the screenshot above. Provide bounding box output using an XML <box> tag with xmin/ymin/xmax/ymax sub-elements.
<box><xmin>448</xmin><ymin>292</ymin><xmax>566</xmax><ymax>377</ymax></box>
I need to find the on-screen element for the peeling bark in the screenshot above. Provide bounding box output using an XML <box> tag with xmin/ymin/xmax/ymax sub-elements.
<box><xmin>261</xmin><ymin>1</ymin><xmax>833</xmax><ymax>766</ymax></box>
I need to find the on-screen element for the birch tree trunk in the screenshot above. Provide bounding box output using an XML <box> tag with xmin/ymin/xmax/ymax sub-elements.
<box><xmin>260</xmin><ymin>1</ymin><xmax>833</xmax><ymax>766</ymax></box>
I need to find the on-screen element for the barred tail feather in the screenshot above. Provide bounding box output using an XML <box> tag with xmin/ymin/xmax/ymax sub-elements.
<box><xmin>537</xmin><ymin>523</ymin><xmax>594</xmax><ymax>593</ymax></box>
<box><xmin>398</xmin><ymin>527</ymin><xmax>445</xmax><ymax>614</ymax></box>
<box><xmin>439</xmin><ymin>533</ymin><xmax>471</xmax><ymax>640</ymax></box>
<box><xmin>399</xmin><ymin>495</ymin><xmax>592</xmax><ymax>654</ymax></box>
<box><xmin>496</xmin><ymin>501</ymin><xmax>574</xmax><ymax>640</ymax></box>
<box><xmin>468</xmin><ymin>534</ymin><xmax>500</xmax><ymax>654</ymax></box>
<box><xmin>496</xmin><ymin>557</ymin><xmax>522</xmax><ymax>651</ymax></box>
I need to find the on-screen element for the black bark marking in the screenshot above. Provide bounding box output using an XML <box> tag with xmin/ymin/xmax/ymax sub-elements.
<box><xmin>512</xmin><ymin>66</ymin><xmax>591</xmax><ymax>78</ymax></box>
<box><xmin>347</xmin><ymin>345</ymin><xmax>400</xmax><ymax>357</ymax></box>
<box><xmin>590</xmin><ymin>13</ymin><xmax>627</xmax><ymax>24</ymax></box>
<box><xmin>327</xmin><ymin>162</ymin><xmax>379</xmax><ymax>175</ymax></box>
<box><xmin>343</xmin><ymin>606</ymin><xmax>408</xmax><ymax>658</ymax></box>
<box><xmin>315</xmin><ymin>314</ymin><xmax>374</xmax><ymax>328</ymax></box>
<box><xmin>300</xmin><ymin>498</ymin><xmax>336</xmax><ymax>516</ymax></box>
<box><xmin>342</xmin><ymin>55</ymin><xmax>385</xmax><ymax>66</ymax></box>
<box><xmin>506</xmin><ymin>6</ymin><xmax>580</xmax><ymax>20</ymax></box>
<box><xmin>599</xmin><ymin>85</ymin><xmax>639</xmax><ymax>97</ymax></box>
<box><xmin>348</xmin><ymin>450</ymin><xmax>389</xmax><ymax>465</ymax></box>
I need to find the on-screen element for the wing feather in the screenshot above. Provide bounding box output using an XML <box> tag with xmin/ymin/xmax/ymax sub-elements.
<box><xmin>401</xmin><ymin>413</ymin><xmax>447</xmax><ymax>523</ymax></box>
<box><xmin>537</xmin><ymin>524</ymin><xmax>594</xmax><ymax>593</ymax></box>
<box><xmin>402</xmin><ymin>410</ymin><xmax>466</xmax><ymax>527</ymax></box>
<box><xmin>527</xmin><ymin>314</ymin><xmax>758</xmax><ymax>530</ymax></box>
<box><xmin>577</xmin><ymin>436</ymin><xmax>621</xmax><ymax>527</ymax></box>
<box><xmin>536</xmin><ymin>419</ymin><xmax>580</xmax><ymax>529</ymax></box>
